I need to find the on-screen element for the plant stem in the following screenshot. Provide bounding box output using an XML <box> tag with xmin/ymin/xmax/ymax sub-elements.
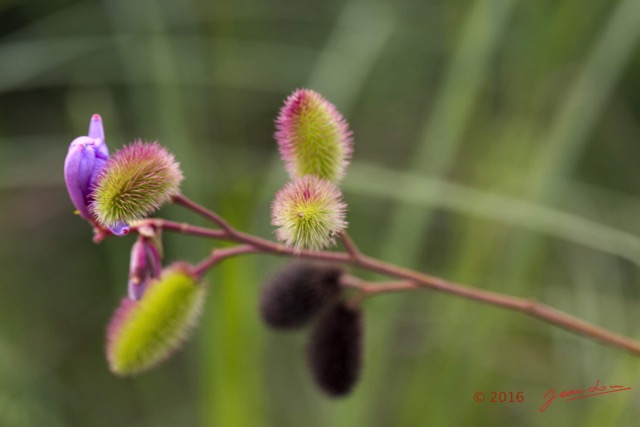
<box><xmin>192</xmin><ymin>245</ymin><xmax>260</xmax><ymax>277</ymax></box>
<box><xmin>133</xmin><ymin>219</ymin><xmax>227</xmax><ymax>239</ymax></box>
<box><xmin>339</xmin><ymin>231</ymin><xmax>362</xmax><ymax>260</ymax></box>
<box><xmin>152</xmin><ymin>194</ymin><xmax>640</xmax><ymax>356</ymax></box>
<box><xmin>172</xmin><ymin>194</ymin><xmax>234</xmax><ymax>233</ymax></box>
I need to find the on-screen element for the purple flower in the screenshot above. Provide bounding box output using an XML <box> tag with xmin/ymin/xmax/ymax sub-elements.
<box><xmin>89</xmin><ymin>114</ymin><xmax>107</xmax><ymax>152</ymax></box>
<box><xmin>128</xmin><ymin>237</ymin><xmax>162</xmax><ymax>301</ymax></box>
<box><xmin>64</xmin><ymin>135</ymin><xmax>106</xmax><ymax>219</ymax></box>
<box><xmin>64</xmin><ymin>114</ymin><xmax>129</xmax><ymax>236</ymax></box>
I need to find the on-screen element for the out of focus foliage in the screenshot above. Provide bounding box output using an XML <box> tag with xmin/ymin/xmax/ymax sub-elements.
<box><xmin>1</xmin><ymin>0</ymin><xmax>640</xmax><ymax>426</ymax></box>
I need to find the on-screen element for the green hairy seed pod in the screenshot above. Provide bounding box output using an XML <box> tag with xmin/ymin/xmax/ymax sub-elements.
<box><xmin>276</xmin><ymin>89</ymin><xmax>353</xmax><ymax>183</ymax></box>
<box><xmin>271</xmin><ymin>175</ymin><xmax>347</xmax><ymax>251</ymax></box>
<box><xmin>106</xmin><ymin>264</ymin><xmax>205</xmax><ymax>376</ymax></box>
<box><xmin>92</xmin><ymin>141</ymin><xmax>183</xmax><ymax>226</ymax></box>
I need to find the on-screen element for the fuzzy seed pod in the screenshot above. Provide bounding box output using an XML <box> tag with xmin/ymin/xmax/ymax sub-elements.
<box><xmin>271</xmin><ymin>175</ymin><xmax>347</xmax><ymax>251</ymax></box>
<box><xmin>259</xmin><ymin>262</ymin><xmax>343</xmax><ymax>329</ymax></box>
<box><xmin>106</xmin><ymin>264</ymin><xmax>205</xmax><ymax>376</ymax></box>
<box><xmin>92</xmin><ymin>141</ymin><xmax>183</xmax><ymax>227</ymax></box>
<box><xmin>307</xmin><ymin>302</ymin><xmax>363</xmax><ymax>396</ymax></box>
<box><xmin>275</xmin><ymin>89</ymin><xmax>353</xmax><ymax>183</ymax></box>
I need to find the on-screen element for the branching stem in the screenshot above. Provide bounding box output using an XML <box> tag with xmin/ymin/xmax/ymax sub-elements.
<box><xmin>131</xmin><ymin>193</ymin><xmax>640</xmax><ymax>357</ymax></box>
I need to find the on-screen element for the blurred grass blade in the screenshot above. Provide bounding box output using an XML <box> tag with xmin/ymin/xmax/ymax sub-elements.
<box><xmin>531</xmin><ymin>0</ymin><xmax>640</xmax><ymax>196</ymax></box>
<box><xmin>347</xmin><ymin>161</ymin><xmax>640</xmax><ymax>268</ymax></box>
<box><xmin>366</xmin><ymin>1</ymin><xmax>520</xmax><ymax>424</ymax></box>
<box><xmin>383</xmin><ymin>0</ymin><xmax>519</xmax><ymax>262</ymax></box>
<box><xmin>308</xmin><ymin>0</ymin><xmax>396</xmax><ymax>111</ymax></box>
<box><xmin>0</xmin><ymin>39</ymin><xmax>108</xmax><ymax>93</ymax></box>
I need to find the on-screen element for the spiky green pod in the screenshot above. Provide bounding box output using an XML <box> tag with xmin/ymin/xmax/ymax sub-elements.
<box><xmin>106</xmin><ymin>264</ymin><xmax>205</xmax><ymax>376</ymax></box>
<box><xmin>275</xmin><ymin>89</ymin><xmax>353</xmax><ymax>183</ymax></box>
<box><xmin>271</xmin><ymin>175</ymin><xmax>347</xmax><ymax>251</ymax></box>
<box><xmin>92</xmin><ymin>141</ymin><xmax>183</xmax><ymax>226</ymax></box>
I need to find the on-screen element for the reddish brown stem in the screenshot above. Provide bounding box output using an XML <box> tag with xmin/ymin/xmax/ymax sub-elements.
<box><xmin>172</xmin><ymin>194</ymin><xmax>234</xmax><ymax>233</ymax></box>
<box><xmin>339</xmin><ymin>231</ymin><xmax>362</xmax><ymax>260</ymax></box>
<box><xmin>133</xmin><ymin>219</ymin><xmax>227</xmax><ymax>239</ymax></box>
<box><xmin>192</xmin><ymin>245</ymin><xmax>261</xmax><ymax>278</ymax></box>
<box><xmin>151</xmin><ymin>194</ymin><xmax>640</xmax><ymax>357</ymax></box>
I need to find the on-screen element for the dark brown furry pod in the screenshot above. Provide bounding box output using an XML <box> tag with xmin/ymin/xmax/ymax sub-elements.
<box><xmin>307</xmin><ymin>302</ymin><xmax>363</xmax><ymax>397</ymax></box>
<box><xmin>259</xmin><ymin>262</ymin><xmax>343</xmax><ymax>329</ymax></box>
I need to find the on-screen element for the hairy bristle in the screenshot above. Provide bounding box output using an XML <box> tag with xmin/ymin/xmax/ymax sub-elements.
<box><xmin>307</xmin><ymin>302</ymin><xmax>363</xmax><ymax>396</ymax></box>
<box><xmin>271</xmin><ymin>175</ymin><xmax>347</xmax><ymax>251</ymax></box>
<box><xmin>91</xmin><ymin>141</ymin><xmax>183</xmax><ymax>226</ymax></box>
<box><xmin>259</xmin><ymin>262</ymin><xmax>343</xmax><ymax>329</ymax></box>
<box><xmin>275</xmin><ymin>89</ymin><xmax>353</xmax><ymax>182</ymax></box>
<box><xmin>106</xmin><ymin>263</ymin><xmax>205</xmax><ymax>376</ymax></box>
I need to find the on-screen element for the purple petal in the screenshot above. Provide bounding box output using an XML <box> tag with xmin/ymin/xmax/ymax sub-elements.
<box><xmin>128</xmin><ymin>280</ymin><xmax>147</xmax><ymax>302</ymax></box>
<box><xmin>128</xmin><ymin>238</ymin><xmax>162</xmax><ymax>300</ymax></box>
<box><xmin>90</xmin><ymin>156</ymin><xmax>108</xmax><ymax>188</ymax></box>
<box><xmin>145</xmin><ymin>243</ymin><xmax>162</xmax><ymax>278</ymax></box>
<box><xmin>64</xmin><ymin>115</ymin><xmax>114</xmax><ymax>224</ymax></box>
<box><xmin>109</xmin><ymin>222</ymin><xmax>130</xmax><ymax>237</ymax></box>
<box><xmin>64</xmin><ymin>137</ymin><xmax>98</xmax><ymax>219</ymax></box>
<box><xmin>128</xmin><ymin>240</ymin><xmax>148</xmax><ymax>301</ymax></box>
<box><xmin>89</xmin><ymin>114</ymin><xmax>109</xmax><ymax>159</ymax></box>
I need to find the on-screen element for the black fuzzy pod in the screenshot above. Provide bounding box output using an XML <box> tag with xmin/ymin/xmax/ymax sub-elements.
<box><xmin>307</xmin><ymin>302</ymin><xmax>363</xmax><ymax>396</ymax></box>
<box><xmin>259</xmin><ymin>262</ymin><xmax>343</xmax><ymax>329</ymax></box>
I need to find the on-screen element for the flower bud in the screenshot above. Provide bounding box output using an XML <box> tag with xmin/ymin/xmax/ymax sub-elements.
<box><xmin>275</xmin><ymin>89</ymin><xmax>353</xmax><ymax>182</ymax></box>
<box><xmin>91</xmin><ymin>141</ymin><xmax>183</xmax><ymax>227</ymax></box>
<box><xmin>128</xmin><ymin>237</ymin><xmax>162</xmax><ymax>301</ymax></box>
<box><xmin>106</xmin><ymin>264</ymin><xmax>205</xmax><ymax>376</ymax></box>
<box><xmin>64</xmin><ymin>115</ymin><xmax>109</xmax><ymax>220</ymax></box>
<box><xmin>259</xmin><ymin>262</ymin><xmax>343</xmax><ymax>329</ymax></box>
<box><xmin>307</xmin><ymin>302</ymin><xmax>363</xmax><ymax>396</ymax></box>
<box><xmin>88</xmin><ymin>114</ymin><xmax>107</xmax><ymax>154</ymax></box>
<box><xmin>271</xmin><ymin>175</ymin><xmax>347</xmax><ymax>251</ymax></box>
<box><xmin>64</xmin><ymin>136</ymin><xmax>105</xmax><ymax>219</ymax></box>
<box><xmin>109</xmin><ymin>221</ymin><xmax>131</xmax><ymax>236</ymax></box>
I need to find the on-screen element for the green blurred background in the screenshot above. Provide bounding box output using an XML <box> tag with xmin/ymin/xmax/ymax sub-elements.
<box><xmin>2</xmin><ymin>0</ymin><xmax>640</xmax><ymax>425</ymax></box>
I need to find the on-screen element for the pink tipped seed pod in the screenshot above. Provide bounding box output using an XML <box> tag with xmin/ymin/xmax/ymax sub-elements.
<box><xmin>91</xmin><ymin>141</ymin><xmax>183</xmax><ymax>227</ymax></box>
<box><xmin>106</xmin><ymin>263</ymin><xmax>206</xmax><ymax>376</ymax></box>
<box><xmin>271</xmin><ymin>175</ymin><xmax>347</xmax><ymax>251</ymax></box>
<box><xmin>275</xmin><ymin>89</ymin><xmax>353</xmax><ymax>183</ymax></box>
